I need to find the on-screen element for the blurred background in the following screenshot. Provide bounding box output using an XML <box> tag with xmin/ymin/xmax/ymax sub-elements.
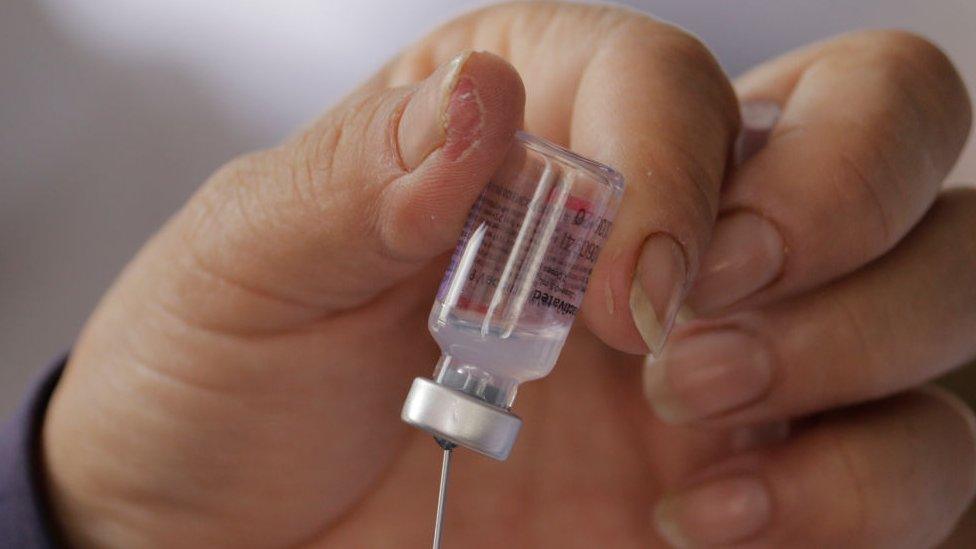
<box><xmin>2</xmin><ymin>0</ymin><xmax>974</xmax><ymax>417</ymax></box>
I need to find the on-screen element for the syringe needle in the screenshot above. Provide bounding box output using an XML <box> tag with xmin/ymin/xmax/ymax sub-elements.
<box><xmin>433</xmin><ymin>444</ymin><xmax>454</xmax><ymax>549</ymax></box>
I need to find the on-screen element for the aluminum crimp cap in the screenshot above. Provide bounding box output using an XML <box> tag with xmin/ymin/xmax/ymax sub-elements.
<box><xmin>401</xmin><ymin>377</ymin><xmax>522</xmax><ymax>461</ymax></box>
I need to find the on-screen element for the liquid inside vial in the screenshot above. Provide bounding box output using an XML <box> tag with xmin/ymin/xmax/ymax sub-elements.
<box><xmin>429</xmin><ymin>132</ymin><xmax>624</xmax><ymax>408</ymax></box>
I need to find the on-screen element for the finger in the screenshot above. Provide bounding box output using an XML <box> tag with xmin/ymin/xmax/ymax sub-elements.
<box><xmin>646</xmin><ymin>189</ymin><xmax>976</xmax><ymax>425</ymax></box>
<box><xmin>653</xmin><ymin>388</ymin><xmax>976</xmax><ymax>548</ymax></box>
<box><xmin>570</xmin><ymin>13</ymin><xmax>740</xmax><ymax>354</ymax></box>
<box><xmin>118</xmin><ymin>51</ymin><xmax>524</xmax><ymax>333</ymax></box>
<box><xmin>686</xmin><ymin>30</ymin><xmax>972</xmax><ymax>314</ymax></box>
<box><xmin>364</xmin><ymin>4</ymin><xmax>740</xmax><ymax>354</ymax></box>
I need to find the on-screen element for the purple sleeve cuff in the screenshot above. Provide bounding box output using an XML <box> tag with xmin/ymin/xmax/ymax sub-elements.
<box><xmin>1</xmin><ymin>356</ymin><xmax>67</xmax><ymax>548</ymax></box>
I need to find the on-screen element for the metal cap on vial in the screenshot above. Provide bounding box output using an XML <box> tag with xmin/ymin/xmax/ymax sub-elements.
<box><xmin>401</xmin><ymin>377</ymin><xmax>522</xmax><ymax>460</ymax></box>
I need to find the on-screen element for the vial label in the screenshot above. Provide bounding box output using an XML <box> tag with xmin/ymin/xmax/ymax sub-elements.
<box><xmin>437</xmin><ymin>178</ymin><xmax>613</xmax><ymax>329</ymax></box>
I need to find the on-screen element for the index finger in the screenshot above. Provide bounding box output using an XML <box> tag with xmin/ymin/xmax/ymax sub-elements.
<box><xmin>388</xmin><ymin>4</ymin><xmax>740</xmax><ymax>354</ymax></box>
<box><xmin>569</xmin><ymin>14</ymin><xmax>739</xmax><ymax>354</ymax></box>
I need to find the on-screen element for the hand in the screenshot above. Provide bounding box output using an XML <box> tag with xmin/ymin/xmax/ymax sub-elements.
<box><xmin>42</xmin><ymin>2</ymin><xmax>975</xmax><ymax>547</ymax></box>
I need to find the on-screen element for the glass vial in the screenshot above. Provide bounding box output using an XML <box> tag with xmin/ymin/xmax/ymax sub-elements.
<box><xmin>402</xmin><ymin>131</ymin><xmax>624</xmax><ymax>460</ymax></box>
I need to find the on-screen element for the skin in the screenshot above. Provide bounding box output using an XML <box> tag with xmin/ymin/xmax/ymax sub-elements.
<box><xmin>40</xmin><ymin>3</ymin><xmax>976</xmax><ymax>548</ymax></box>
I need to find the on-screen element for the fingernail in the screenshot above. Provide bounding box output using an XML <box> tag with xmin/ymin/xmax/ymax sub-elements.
<box><xmin>630</xmin><ymin>234</ymin><xmax>687</xmax><ymax>356</ymax></box>
<box><xmin>685</xmin><ymin>211</ymin><xmax>785</xmax><ymax>314</ymax></box>
<box><xmin>644</xmin><ymin>329</ymin><xmax>772</xmax><ymax>423</ymax></box>
<box><xmin>398</xmin><ymin>51</ymin><xmax>480</xmax><ymax>169</ymax></box>
<box><xmin>735</xmin><ymin>100</ymin><xmax>780</xmax><ymax>166</ymax></box>
<box><xmin>655</xmin><ymin>475</ymin><xmax>771</xmax><ymax>547</ymax></box>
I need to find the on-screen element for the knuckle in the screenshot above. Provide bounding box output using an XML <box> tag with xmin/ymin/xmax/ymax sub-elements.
<box><xmin>193</xmin><ymin>151</ymin><xmax>274</xmax><ymax>229</ymax></box>
<box><xmin>201</xmin><ymin>152</ymin><xmax>278</xmax><ymax>238</ymax></box>
<box><xmin>843</xmin><ymin>29</ymin><xmax>972</xmax><ymax>143</ymax></box>
<box><xmin>817</xmin><ymin>429</ymin><xmax>875</xmax><ymax>545</ymax></box>
<box><xmin>288</xmin><ymin>90</ymin><xmax>396</xmax><ymax>219</ymax></box>
<box><xmin>654</xmin><ymin>135</ymin><xmax>722</xmax><ymax>228</ymax></box>
<box><xmin>831</xmin><ymin>138</ymin><xmax>897</xmax><ymax>256</ymax></box>
<box><xmin>857</xmin><ymin>29</ymin><xmax>951</xmax><ymax>70</ymax></box>
<box><xmin>656</xmin><ymin>29</ymin><xmax>737</xmax><ymax>113</ymax></box>
<box><xmin>799</xmin><ymin>32</ymin><xmax>971</xmax><ymax>259</ymax></box>
<box><xmin>209</xmin><ymin>149</ymin><xmax>271</xmax><ymax>188</ymax></box>
<box><xmin>842</xmin><ymin>29</ymin><xmax>951</xmax><ymax>79</ymax></box>
<box><xmin>819</xmin><ymin>288</ymin><xmax>892</xmax><ymax>402</ymax></box>
<box><xmin>796</xmin><ymin>117</ymin><xmax>901</xmax><ymax>261</ymax></box>
<box><xmin>298</xmin><ymin>91</ymin><xmax>374</xmax><ymax>182</ymax></box>
<box><xmin>292</xmin><ymin>120</ymin><xmax>344</xmax><ymax>214</ymax></box>
<box><xmin>615</xmin><ymin>19</ymin><xmax>736</xmax><ymax>114</ymax></box>
<box><xmin>654</xmin><ymin>26</ymin><xmax>717</xmax><ymax>67</ymax></box>
<box><xmin>813</xmin><ymin>419</ymin><xmax>940</xmax><ymax>548</ymax></box>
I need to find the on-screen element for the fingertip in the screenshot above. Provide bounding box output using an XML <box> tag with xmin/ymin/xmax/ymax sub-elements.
<box><xmin>579</xmin><ymin>243</ymin><xmax>655</xmax><ymax>355</ymax></box>
<box><xmin>459</xmin><ymin>50</ymin><xmax>526</xmax><ymax>143</ymax></box>
<box><xmin>380</xmin><ymin>50</ymin><xmax>526</xmax><ymax>260</ymax></box>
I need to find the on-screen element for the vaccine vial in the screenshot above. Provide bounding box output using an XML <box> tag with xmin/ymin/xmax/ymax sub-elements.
<box><xmin>402</xmin><ymin>132</ymin><xmax>624</xmax><ymax>460</ymax></box>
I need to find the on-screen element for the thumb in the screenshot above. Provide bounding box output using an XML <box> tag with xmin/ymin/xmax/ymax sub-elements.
<box><xmin>130</xmin><ymin>51</ymin><xmax>524</xmax><ymax>332</ymax></box>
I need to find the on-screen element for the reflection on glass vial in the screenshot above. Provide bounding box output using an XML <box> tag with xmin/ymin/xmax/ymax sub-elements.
<box><xmin>429</xmin><ymin>131</ymin><xmax>625</xmax><ymax>408</ymax></box>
